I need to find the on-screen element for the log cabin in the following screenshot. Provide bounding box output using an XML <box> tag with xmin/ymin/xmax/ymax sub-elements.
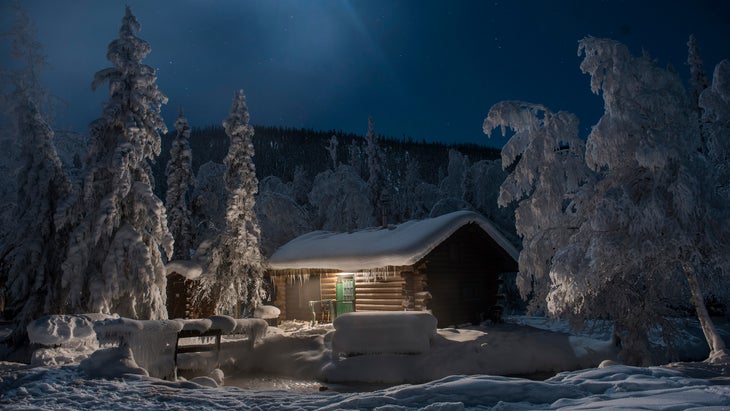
<box><xmin>267</xmin><ymin>210</ymin><xmax>519</xmax><ymax>327</ymax></box>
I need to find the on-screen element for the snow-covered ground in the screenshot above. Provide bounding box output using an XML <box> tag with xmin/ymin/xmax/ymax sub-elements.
<box><xmin>1</xmin><ymin>314</ymin><xmax>729</xmax><ymax>410</ymax></box>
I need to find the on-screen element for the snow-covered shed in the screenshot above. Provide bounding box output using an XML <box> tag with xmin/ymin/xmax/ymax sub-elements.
<box><xmin>165</xmin><ymin>260</ymin><xmax>213</xmax><ymax>319</ymax></box>
<box><xmin>267</xmin><ymin>210</ymin><xmax>519</xmax><ymax>327</ymax></box>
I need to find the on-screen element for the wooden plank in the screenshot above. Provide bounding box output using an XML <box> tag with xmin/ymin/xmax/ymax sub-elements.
<box><xmin>355</xmin><ymin>286</ymin><xmax>403</xmax><ymax>292</ymax></box>
<box><xmin>356</xmin><ymin>301</ymin><xmax>404</xmax><ymax>307</ymax></box>
<box><xmin>356</xmin><ymin>292</ymin><xmax>403</xmax><ymax>299</ymax></box>
<box><xmin>356</xmin><ymin>305</ymin><xmax>405</xmax><ymax>311</ymax></box>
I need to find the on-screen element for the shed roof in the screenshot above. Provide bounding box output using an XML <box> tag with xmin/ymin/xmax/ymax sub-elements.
<box><xmin>268</xmin><ymin>210</ymin><xmax>519</xmax><ymax>272</ymax></box>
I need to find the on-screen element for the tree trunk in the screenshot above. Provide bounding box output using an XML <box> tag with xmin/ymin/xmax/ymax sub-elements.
<box><xmin>683</xmin><ymin>263</ymin><xmax>729</xmax><ymax>363</ymax></box>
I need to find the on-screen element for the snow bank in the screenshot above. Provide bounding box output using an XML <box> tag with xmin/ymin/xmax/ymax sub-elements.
<box><xmin>229</xmin><ymin>327</ymin><xmax>332</xmax><ymax>379</ymax></box>
<box><xmin>5</xmin><ymin>361</ymin><xmax>730</xmax><ymax>410</ymax></box>
<box><xmin>325</xmin><ymin>320</ymin><xmax>618</xmax><ymax>383</ymax></box>
<box><xmin>331</xmin><ymin>311</ymin><xmax>437</xmax><ymax>355</ymax></box>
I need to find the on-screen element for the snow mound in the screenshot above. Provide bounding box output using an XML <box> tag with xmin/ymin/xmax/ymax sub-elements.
<box><xmin>332</xmin><ymin>311</ymin><xmax>437</xmax><ymax>355</ymax></box>
<box><xmin>80</xmin><ymin>346</ymin><xmax>148</xmax><ymax>378</ymax></box>
<box><xmin>27</xmin><ymin>314</ymin><xmax>109</xmax><ymax>347</ymax></box>
<box><xmin>232</xmin><ymin>319</ymin><xmax>268</xmax><ymax>343</ymax></box>
<box><xmin>93</xmin><ymin>317</ymin><xmax>144</xmax><ymax>346</ymax></box>
<box><xmin>254</xmin><ymin>305</ymin><xmax>281</xmax><ymax>320</ymax></box>
<box><xmin>92</xmin><ymin>318</ymin><xmax>182</xmax><ymax>379</ymax></box>
<box><xmin>180</xmin><ymin>318</ymin><xmax>213</xmax><ymax>333</ymax></box>
<box><xmin>209</xmin><ymin>315</ymin><xmax>237</xmax><ymax>334</ymax></box>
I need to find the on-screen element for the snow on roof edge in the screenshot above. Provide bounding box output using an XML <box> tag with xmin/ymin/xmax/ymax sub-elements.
<box><xmin>268</xmin><ymin>211</ymin><xmax>519</xmax><ymax>272</ymax></box>
<box><xmin>165</xmin><ymin>260</ymin><xmax>203</xmax><ymax>280</ymax></box>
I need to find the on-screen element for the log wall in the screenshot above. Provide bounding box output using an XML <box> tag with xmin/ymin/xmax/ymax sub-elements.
<box><xmin>354</xmin><ymin>272</ymin><xmax>407</xmax><ymax>311</ymax></box>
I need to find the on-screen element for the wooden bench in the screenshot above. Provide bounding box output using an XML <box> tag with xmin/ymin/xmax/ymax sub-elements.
<box><xmin>173</xmin><ymin>328</ymin><xmax>222</xmax><ymax>369</ymax></box>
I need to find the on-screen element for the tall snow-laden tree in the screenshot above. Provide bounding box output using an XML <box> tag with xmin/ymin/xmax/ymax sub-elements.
<box><xmin>288</xmin><ymin>165</ymin><xmax>311</xmax><ymax>206</ymax></box>
<box><xmin>59</xmin><ymin>6</ymin><xmax>173</xmax><ymax>319</ymax></box>
<box><xmin>1</xmin><ymin>99</ymin><xmax>71</xmax><ymax>345</ymax></box>
<box><xmin>0</xmin><ymin>2</ymin><xmax>51</xmax><ymax>245</ymax></box>
<box><xmin>165</xmin><ymin>108</ymin><xmax>195</xmax><ymax>260</ymax></box>
<box><xmin>191</xmin><ymin>161</ymin><xmax>227</xmax><ymax>244</ymax></box>
<box><xmin>0</xmin><ymin>4</ymin><xmax>71</xmax><ymax>344</ymax></box>
<box><xmin>194</xmin><ymin>90</ymin><xmax>265</xmax><ymax>316</ymax></box>
<box><xmin>365</xmin><ymin>117</ymin><xmax>389</xmax><ymax>225</ymax></box>
<box><xmin>700</xmin><ymin>60</ymin><xmax>730</xmax><ymax>203</ymax></box>
<box><xmin>687</xmin><ymin>35</ymin><xmax>710</xmax><ymax>116</ymax></box>
<box><xmin>546</xmin><ymin>37</ymin><xmax>728</xmax><ymax>364</ymax></box>
<box><xmin>394</xmin><ymin>151</ymin><xmax>424</xmax><ymax>220</ymax></box>
<box><xmin>439</xmin><ymin>149</ymin><xmax>470</xmax><ymax>201</ymax></box>
<box><xmin>696</xmin><ymin>59</ymin><xmax>730</xmax><ymax>362</ymax></box>
<box><xmin>309</xmin><ymin>164</ymin><xmax>374</xmax><ymax>231</ymax></box>
<box><xmin>483</xmin><ymin>101</ymin><xmax>592</xmax><ymax>315</ymax></box>
<box><xmin>347</xmin><ymin>138</ymin><xmax>364</xmax><ymax>178</ymax></box>
<box><xmin>325</xmin><ymin>135</ymin><xmax>338</xmax><ymax>170</ymax></box>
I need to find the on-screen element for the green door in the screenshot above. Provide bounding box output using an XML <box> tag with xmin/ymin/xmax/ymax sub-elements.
<box><xmin>335</xmin><ymin>276</ymin><xmax>355</xmax><ymax>317</ymax></box>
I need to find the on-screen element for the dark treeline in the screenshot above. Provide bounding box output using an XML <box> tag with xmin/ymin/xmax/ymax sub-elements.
<box><xmin>152</xmin><ymin>124</ymin><xmax>501</xmax><ymax>199</ymax></box>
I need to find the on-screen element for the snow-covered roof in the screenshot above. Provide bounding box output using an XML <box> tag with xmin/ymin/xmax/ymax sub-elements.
<box><xmin>165</xmin><ymin>259</ymin><xmax>203</xmax><ymax>280</ymax></box>
<box><xmin>268</xmin><ymin>210</ymin><xmax>519</xmax><ymax>272</ymax></box>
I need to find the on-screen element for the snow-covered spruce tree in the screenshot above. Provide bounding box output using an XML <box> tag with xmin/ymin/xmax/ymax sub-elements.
<box><xmin>191</xmin><ymin>161</ymin><xmax>227</xmax><ymax>244</ymax></box>
<box><xmin>194</xmin><ymin>90</ymin><xmax>265</xmax><ymax>316</ymax></box>
<box><xmin>439</xmin><ymin>149</ymin><xmax>470</xmax><ymax>201</ymax></box>
<box><xmin>347</xmin><ymin>138</ymin><xmax>364</xmax><ymax>178</ymax></box>
<box><xmin>1</xmin><ymin>90</ymin><xmax>71</xmax><ymax>345</ymax></box>
<box><xmin>396</xmin><ymin>151</ymin><xmax>424</xmax><ymax>220</ymax></box>
<box><xmin>0</xmin><ymin>3</ymin><xmax>73</xmax><ymax>347</ymax></box>
<box><xmin>288</xmin><ymin>165</ymin><xmax>311</xmax><ymax>206</ymax></box>
<box><xmin>687</xmin><ymin>35</ymin><xmax>710</xmax><ymax>117</ymax></box>
<box><xmin>326</xmin><ymin>135</ymin><xmax>338</xmax><ymax>170</ymax></box>
<box><xmin>59</xmin><ymin>6</ymin><xmax>172</xmax><ymax>319</ymax></box>
<box><xmin>483</xmin><ymin>101</ymin><xmax>592</xmax><ymax>315</ymax></box>
<box><xmin>432</xmin><ymin>149</ymin><xmax>473</xmax><ymax>217</ymax></box>
<box><xmin>0</xmin><ymin>2</ymin><xmax>51</xmax><ymax>246</ymax></box>
<box><xmin>547</xmin><ymin>37</ymin><xmax>728</xmax><ymax>364</ymax></box>
<box><xmin>364</xmin><ymin>117</ymin><xmax>389</xmax><ymax>225</ymax></box>
<box><xmin>165</xmin><ymin>108</ymin><xmax>195</xmax><ymax>260</ymax></box>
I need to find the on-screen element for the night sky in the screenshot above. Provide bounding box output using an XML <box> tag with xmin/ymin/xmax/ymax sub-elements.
<box><xmin>5</xmin><ymin>0</ymin><xmax>730</xmax><ymax>147</ymax></box>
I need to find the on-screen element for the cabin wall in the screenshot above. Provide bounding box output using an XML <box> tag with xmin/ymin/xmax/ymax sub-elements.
<box><xmin>354</xmin><ymin>272</ymin><xmax>407</xmax><ymax>312</ymax></box>
<box><xmin>422</xmin><ymin>223</ymin><xmax>517</xmax><ymax>327</ymax></box>
<box><xmin>271</xmin><ymin>272</ymin><xmax>413</xmax><ymax>321</ymax></box>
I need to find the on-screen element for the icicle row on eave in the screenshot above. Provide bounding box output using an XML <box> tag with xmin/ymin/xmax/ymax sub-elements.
<box><xmin>270</xmin><ymin>265</ymin><xmax>408</xmax><ymax>284</ymax></box>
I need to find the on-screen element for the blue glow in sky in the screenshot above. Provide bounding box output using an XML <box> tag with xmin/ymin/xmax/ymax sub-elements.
<box><xmin>5</xmin><ymin>0</ymin><xmax>730</xmax><ymax>147</ymax></box>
